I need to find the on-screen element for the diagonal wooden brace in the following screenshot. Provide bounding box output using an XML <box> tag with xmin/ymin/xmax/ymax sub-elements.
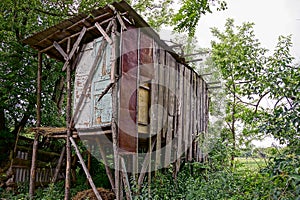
<box><xmin>53</xmin><ymin>41</ymin><xmax>68</xmax><ymax>61</ymax></box>
<box><xmin>62</xmin><ymin>27</ymin><xmax>87</xmax><ymax>71</ymax></box>
<box><xmin>95</xmin><ymin>22</ymin><xmax>113</xmax><ymax>45</ymax></box>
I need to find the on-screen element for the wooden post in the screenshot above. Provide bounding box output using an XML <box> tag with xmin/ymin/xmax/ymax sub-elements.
<box><xmin>96</xmin><ymin>138</ymin><xmax>115</xmax><ymax>189</ymax></box>
<box><xmin>52</xmin><ymin>147</ymin><xmax>65</xmax><ymax>183</ymax></box>
<box><xmin>65</xmin><ymin>38</ymin><xmax>72</xmax><ymax>200</ymax></box>
<box><xmin>110</xmin><ymin>19</ymin><xmax>120</xmax><ymax>199</ymax></box>
<box><xmin>29</xmin><ymin>52</ymin><xmax>42</xmax><ymax>199</ymax></box>
<box><xmin>70</xmin><ymin>137</ymin><xmax>103</xmax><ymax>200</ymax></box>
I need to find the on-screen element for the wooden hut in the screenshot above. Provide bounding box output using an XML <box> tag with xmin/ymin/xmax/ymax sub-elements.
<box><xmin>23</xmin><ymin>1</ymin><xmax>209</xmax><ymax>199</ymax></box>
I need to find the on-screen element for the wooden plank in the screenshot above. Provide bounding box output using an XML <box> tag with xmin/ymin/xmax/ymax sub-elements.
<box><xmin>195</xmin><ymin>77</ymin><xmax>200</xmax><ymax>162</ymax></box>
<box><xmin>182</xmin><ymin>67</ymin><xmax>188</xmax><ymax>161</ymax></box>
<box><xmin>116</xmin><ymin>13</ymin><xmax>127</xmax><ymax>31</ymax></box>
<box><xmin>95</xmin><ymin>22</ymin><xmax>113</xmax><ymax>45</ymax></box>
<box><xmin>199</xmin><ymin>79</ymin><xmax>204</xmax><ymax>162</ymax></box>
<box><xmin>175</xmin><ymin>64</ymin><xmax>184</xmax><ymax>177</ymax></box>
<box><xmin>70</xmin><ymin>137</ymin><xmax>102</xmax><ymax>200</ymax></box>
<box><xmin>62</xmin><ymin>26</ymin><xmax>87</xmax><ymax>71</ymax></box>
<box><xmin>149</xmin><ymin>40</ymin><xmax>158</xmax><ymax>191</ymax></box>
<box><xmin>164</xmin><ymin>56</ymin><xmax>175</xmax><ymax>166</ymax></box>
<box><xmin>155</xmin><ymin>50</ymin><xmax>164</xmax><ymax>172</ymax></box>
<box><xmin>185</xmin><ymin>69</ymin><xmax>191</xmax><ymax>161</ymax></box>
<box><xmin>110</xmin><ymin>19</ymin><xmax>117</xmax><ymax>82</ymax></box>
<box><xmin>172</xmin><ymin>63</ymin><xmax>179</xmax><ymax>177</ymax></box>
<box><xmin>190</xmin><ymin>73</ymin><xmax>196</xmax><ymax>161</ymax></box>
<box><xmin>162</xmin><ymin>55</ymin><xmax>169</xmax><ymax>140</ymax></box>
<box><xmin>53</xmin><ymin>41</ymin><xmax>68</xmax><ymax>61</ymax></box>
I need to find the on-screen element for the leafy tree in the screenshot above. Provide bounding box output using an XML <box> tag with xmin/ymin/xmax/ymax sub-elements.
<box><xmin>211</xmin><ymin>18</ymin><xmax>299</xmax><ymax>162</ymax></box>
<box><xmin>173</xmin><ymin>0</ymin><xmax>227</xmax><ymax>36</ymax></box>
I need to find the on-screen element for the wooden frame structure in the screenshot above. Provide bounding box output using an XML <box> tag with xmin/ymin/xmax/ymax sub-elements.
<box><xmin>23</xmin><ymin>1</ymin><xmax>209</xmax><ymax>199</ymax></box>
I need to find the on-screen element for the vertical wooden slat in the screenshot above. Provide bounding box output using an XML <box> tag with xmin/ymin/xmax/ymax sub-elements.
<box><xmin>198</xmin><ymin>78</ymin><xmax>203</xmax><ymax>162</ymax></box>
<box><xmin>172</xmin><ymin>63</ymin><xmax>179</xmax><ymax>177</ymax></box>
<box><xmin>149</xmin><ymin>40</ymin><xmax>158</xmax><ymax>193</ymax></box>
<box><xmin>165</xmin><ymin>56</ymin><xmax>175</xmax><ymax>166</ymax></box>
<box><xmin>188</xmin><ymin>72</ymin><xmax>195</xmax><ymax>162</ymax></box>
<box><xmin>175</xmin><ymin>64</ymin><xmax>184</xmax><ymax>176</ymax></box>
<box><xmin>155</xmin><ymin>49</ymin><xmax>164</xmax><ymax>172</ymax></box>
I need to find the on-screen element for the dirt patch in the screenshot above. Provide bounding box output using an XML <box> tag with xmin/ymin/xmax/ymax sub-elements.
<box><xmin>72</xmin><ymin>188</ymin><xmax>115</xmax><ymax>200</ymax></box>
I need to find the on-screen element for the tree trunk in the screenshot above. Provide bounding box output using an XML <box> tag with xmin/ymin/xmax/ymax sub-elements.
<box><xmin>0</xmin><ymin>108</ymin><xmax>5</xmax><ymax>131</ymax></box>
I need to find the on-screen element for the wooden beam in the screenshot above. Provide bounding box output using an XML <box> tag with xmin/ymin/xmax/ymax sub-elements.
<box><xmin>53</xmin><ymin>41</ymin><xmax>68</xmax><ymax>61</ymax></box>
<box><xmin>111</xmin><ymin>21</ymin><xmax>120</xmax><ymax>199</ymax></box>
<box><xmin>95</xmin><ymin>22</ymin><xmax>113</xmax><ymax>45</ymax></box>
<box><xmin>70</xmin><ymin>137</ymin><xmax>103</xmax><ymax>200</ymax></box>
<box><xmin>62</xmin><ymin>26</ymin><xmax>87</xmax><ymax>71</ymax></box>
<box><xmin>116</xmin><ymin>13</ymin><xmax>127</xmax><ymax>31</ymax></box>
<box><xmin>65</xmin><ymin>38</ymin><xmax>72</xmax><ymax>200</ymax></box>
<box><xmin>40</xmin><ymin>17</ymin><xmax>114</xmax><ymax>53</ymax></box>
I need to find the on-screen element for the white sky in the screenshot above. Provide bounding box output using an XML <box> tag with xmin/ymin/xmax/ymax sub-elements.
<box><xmin>196</xmin><ymin>0</ymin><xmax>300</xmax><ymax>61</ymax></box>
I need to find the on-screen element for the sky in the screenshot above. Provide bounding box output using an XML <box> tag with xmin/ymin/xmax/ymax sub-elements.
<box><xmin>196</xmin><ymin>0</ymin><xmax>300</xmax><ymax>61</ymax></box>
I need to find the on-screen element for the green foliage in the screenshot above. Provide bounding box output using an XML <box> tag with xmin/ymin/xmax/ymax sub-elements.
<box><xmin>173</xmin><ymin>0</ymin><xmax>227</xmax><ymax>36</ymax></box>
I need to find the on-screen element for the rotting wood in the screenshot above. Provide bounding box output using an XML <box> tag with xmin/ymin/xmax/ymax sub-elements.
<box><xmin>70</xmin><ymin>137</ymin><xmax>103</xmax><ymax>200</ymax></box>
<box><xmin>120</xmin><ymin>157</ymin><xmax>132</xmax><ymax>200</ymax></box>
<box><xmin>52</xmin><ymin>147</ymin><xmax>65</xmax><ymax>183</ymax></box>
